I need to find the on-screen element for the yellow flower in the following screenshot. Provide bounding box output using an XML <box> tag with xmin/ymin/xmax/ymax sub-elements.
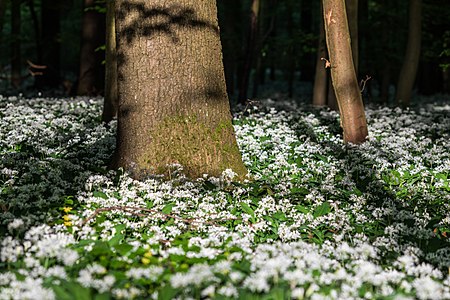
<box><xmin>144</xmin><ymin>251</ymin><xmax>152</xmax><ymax>258</ymax></box>
<box><xmin>63</xmin><ymin>215</ymin><xmax>71</xmax><ymax>221</ymax></box>
<box><xmin>141</xmin><ymin>257</ymin><xmax>151</xmax><ymax>265</ymax></box>
<box><xmin>63</xmin><ymin>207</ymin><xmax>72</xmax><ymax>213</ymax></box>
<box><xmin>64</xmin><ymin>221</ymin><xmax>72</xmax><ymax>227</ymax></box>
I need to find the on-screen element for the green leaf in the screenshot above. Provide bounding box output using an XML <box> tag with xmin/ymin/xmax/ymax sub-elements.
<box><xmin>240</xmin><ymin>202</ymin><xmax>254</xmax><ymax>217</ymax></box>
<box><xmin>93</xmin><ymin>191</ymin><xmax>108</xmax><ymax>199</ymax></box>
<box><xmin>162</xmin><ymin>203</ymin><xmax>174</xmax><ymax>214</ymax></box>
<box><xmin>108</xmin><ymin>234</ymin><xmax>124</xmax><ymax>247</ymax></box>
<box><xmin>295</xmin><ymin>205</ymin><xmax>310</xmax><ymax>214</ymax></box>
<box><xmin>313</xmin><ymin>202</ymin><xmax>331</xmax><ymax>218</ymax></box>
<box><xmin>113</xmin><ymin>243</ymin><xmax>133</xmax><ymax>256</ymax></box>
<box><xmin>51</xmin><ymin>285</ymin><xmax>72</xmax><ymax>300</ymax></box>
<box><xmin>94</xmin><ymin>293</ymin><xmax>111</xmax><ymax>300</ymax></box>
<box><xmin>158</xmin><ymin>284</ymin><xmax>179</xmax><ymax>300</ymax></box>
<box><xmin>90</xmin><ymin>241</ymin><xmax>112</xmax><ymax>256</ymax></box>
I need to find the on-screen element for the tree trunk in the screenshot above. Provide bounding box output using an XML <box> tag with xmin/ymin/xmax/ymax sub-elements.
<box><xmin>312</xmin><ymin>2</ymin><xmax>327</xmax><ymax>107</ymax></box>
<box><xmin>77</xmin><ymin>0</ymin><xmax>106</xmax><ymax>95</ymax></box>
<box><xmin>396</xmin><ymin>0</ymin><xmax>422</xmax><ymax>107</ymax></box>
<box><xmin>36</xmin><ymin>0</ymin><xmax>61</xmax><ymax>88</ymax></box>
<box><xmin>238</xmin><ymin>0</ymin><xmax>260</xmax><ymax>104</ymax></box>
<box><xmin>27</xmin><ymin>0</ymin><xmax>43</xmax><ymax>63</ymax></box>
<box><xmin>218</xmin><ymin>0</ymin><xmax>240</xmax><ymax>98</ymax></box>
<box><xmin>345</xmin><ymin>0</ymin><xmax>358</xmax><ymax>73</ymax></box>
<box><xmin>11</xmin><ymin>0</ymin><xmax>21</xmax><ymax>89</ymax></box>
<box><xmin>102</xmin><ymin>0</ymin><xmax>118</xmax><ymax>123</ymax></box>
<box><xmin>114</xmin><ymin>0</ymin><xmax>247</xmax><ymax>180</ymax></box>
<box><xmin>322</xmin><ymin>0</ymin><xmax>368</xmax><ymax>144</ymax></box>
<box><xmin>0</xmin><ymin>0</ymin><xmax>7</xmax><ymax>39</ymax></box>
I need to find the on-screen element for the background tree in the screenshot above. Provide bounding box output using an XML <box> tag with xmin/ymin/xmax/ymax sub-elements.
<box><xmin>113</xmin><ymin>0</ymin><xmax>247</xmax><ymax>179</ymax></box>
<box><xmin>10</xmin><ymin>0</ymin><xmax>20</xmax><ymax>88</ymax></box>
<box><xmin>238</xmin><ymin>0</ymin><xmax>260</xmax><ymax>104</ymax></box>
<box><xmin>396</xmin><ymin>0</ymin><xmax>422</xmax><ymax>107</ymax></box>
<box><xmin>312</xmin><ymin>2</ymin><xmax>327</xmax><ymax>107</ymax></box>
<box><xmin>77</xmin><ymin>0</ymin><xmax>106</xmax><ymax>95</ymax></box>
<box><xmin>102</xmin><ymin>0</ymin><xmax>118</xmax><ymax>123</ymax></box>
<box><xmin>322</xmin><ymin>0</ymin><xmax>368</xmax><ymax>144</ymax></box>
<box><xmin>35</xmin><ymin>0</ymin><xmax>61</xmax><ymax>88</ymax></box>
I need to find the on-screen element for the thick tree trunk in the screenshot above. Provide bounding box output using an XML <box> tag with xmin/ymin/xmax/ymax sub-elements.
<box><xmin>238</xmin><ymin>0</ymin><xmax>260</xmax><ymax>104</ymax></box>
<box><xmin>77</xmin><ymin>0</ymin><xmax>106</xmax><ymax>95</ymax></box>
<box><xmin>102</xmin><ymin>0</ymin><xmax>118</xmax><ymax>123</ymax></box>
<box><xmin>322</xmin><ymin>0</ymin><xmax>368</xmax><ymax>144</ymax></box>
<box><xmin>11</xmin><ymin>0</ymin><xmax>21</xmax><ymax>89</ymax></box>
<box><xmin>312</xmin><ymin>3</ymin><xmax>327</xmax><ymax>107</ymax></box>
<box><xmin>345</xmin><ymin>0</ymin><xmax>358</xmax><ymax>73</ymax></box>
<box><xmin>114</xmin><ymin>0</ymin><xmax>247</xmax><ymax>180</ymax></box>
<box><xmin>396</xmin><ymin>0</ymin><xmax>422</xmax><ymax>107</ymax></box>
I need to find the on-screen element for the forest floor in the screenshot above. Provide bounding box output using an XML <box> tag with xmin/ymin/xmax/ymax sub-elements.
<box><xmin>0</xmin><ymin>94</ymin><xmax>449</xmax><ymax>299</ymax></box>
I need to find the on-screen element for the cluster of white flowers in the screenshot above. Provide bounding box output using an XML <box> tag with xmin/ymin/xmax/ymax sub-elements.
<box><xmin>0</xmin><ymin>95</ymin><xmax>449</xmax><ymax>299</ymax></box>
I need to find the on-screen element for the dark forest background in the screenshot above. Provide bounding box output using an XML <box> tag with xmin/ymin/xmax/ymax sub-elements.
<box><xmin>0</xmin><ymin>0</ymin><xmax>449</xmax><ymax>105</ymax></box>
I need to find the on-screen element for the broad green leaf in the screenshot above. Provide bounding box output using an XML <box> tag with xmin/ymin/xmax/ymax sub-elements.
<box><xmin>162</xmin><ymin>203</ymin><xmax>174</xmax><ymax>214</ymax></box>
<box><xmin>240</xmin><ymin>202</ymin><xmax>254</xmax><ymax>217</ymax></box>
<box><xmin>313</xmin><ymin>202</ymin><xmax>331</xmax><ymax>218</ymax></box>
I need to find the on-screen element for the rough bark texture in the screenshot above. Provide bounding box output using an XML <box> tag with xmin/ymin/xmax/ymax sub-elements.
<box><xmin>238</xmin><ymin>0</ymin><xmax>260</xmax><ymax>104</ymax></box>
<box><xmin>77</xmin><ymin>0</ymin><xmax>106</xmax><ymax>95</ymax></box>
<box><xmin>102</xmin><ymin>0</ymin><xmax>118</xmax><ymax>123</ymax></box>
<box><xmin>312</xmin><ymin>3</ymin><xmax>328</xmax><ymax>107</ymax></box>
<box><xmin>345</xmin><ymin>0</ymin><xmax>358</xmax><ymax>73</ymax></box>
<box><xmin>114</xmin><ymin>0</ymin><xmax>247</xmax><ymax>180</ymax></box>
<box><xmin>322</xmin><ymin>0</ymin><xmax>368</xmax><ymax>144</ymax></box>
<box><xmin>396</xmin><ymin>0</ymin><xmax>422</xmax><ymax>107</ymax></box>
<box><xmin>11</xmin><ymin>0</ymin><xmax>21</xmax><ymax>88</ymax></box>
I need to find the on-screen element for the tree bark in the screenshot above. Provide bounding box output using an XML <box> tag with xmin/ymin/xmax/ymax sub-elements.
<box><xmin>322</xmin><ymin>0</ymin><xmax>368</xmax><ymax>144</ymax></box>
<box><xmin>312</xmin><ymin>2</ymin><xmax>327</xmax><ymax>107</ymax></box>
<box><xmin>11</xmin><ymin>0</ymin><xmax>21</xmax><ymax>89</ymax></box>
<box><xmin>114</xmin><ymin>0</ymin><xmax>247</xmax><ymax>180</ymax></box>
<box><xmin>103</xmin><ymin>0</ymin><xmax>118</xmax><ymax>123</ymax></box>
<box><xmin>238</xmin><ymin>0</ymin><xmax>260</xmax><ymax>104</ymax></box>
<box><xmin>396</xmin><ymin>0</ymin><xmax>422</xmax><ymax>107</ymax></box>
<box><xmin>77</xmin><ymin>0</ymin><xmax>106</xmax><ymax>95</ymax></box>
<box><xmin>345</xmin><ymin>0</ymin><xmax>358</xmax><ymax>73</ymax></box>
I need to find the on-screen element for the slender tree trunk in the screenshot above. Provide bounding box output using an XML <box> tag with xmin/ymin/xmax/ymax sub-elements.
<box><xmin>0</xmin><ymin>0</ymin><xmax>7</xmax><ymax>38</ymax></box>
<box><xmin>312</xmin><ymin>3</ymin><xmax>327</xmax><ymax>107</ymax></box>
<box><xmin>322</xmin><ymin>0</ymin><xmax>368</xmax><ymax>144</ymax></box>
<box><xmin>27</xmin><ymin>0</ymin><xmax>43</xmax><ymax>63</ymax></box>
<box><xmin>77</xmin><ymin>0</ymin><xmax>106</xmax><ymax>95</ymax></box>
<box><xmin>218</xmin><ymin>0</ymin><xmax>240</xmax><ymax>99</ymax></box>
<box><xmin>443</xmin><ymin>67</ymin><xmax>450</xmax><ymax>94</ymax></box>
<box><xmin>238</xmin><ymin>0</ymin><xmax>260</xmax><ymax>104</ymax></box>
<box><xmin>345</xmin><ymin>0</ymin><xmax>358</xmax><ymax>73</ymax></box>
<box><xmin>287</xmin><ymin>0</ymin><xmax>295</xmax><ymax>98</ymax></box>
<box><xmin>11</xmin><ymin>0</ymin><xmax>21</xmax><ymax>89</ymax></box>
<box><xmin>396</xmin><ymin>0</ymin><xmax>422</xmax><ymax>107</ymax></box>
<box><xmin>114</xmin><ymin>0</ymin><xmax>247</xmax><ymax>180</ymax></box>
<box><xmin>102</xmin><ymin>0</ymin><xmax>118</xmax><ymax>123</ymax></box>
<box><xmin>36</xmin><ymin>0</ymin><xmax>61</xmax><ymax>88</ymax></box>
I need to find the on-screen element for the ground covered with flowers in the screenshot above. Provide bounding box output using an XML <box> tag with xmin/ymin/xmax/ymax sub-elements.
<box><xmin>0</xmin><ymin>95</ymin><xmax>449</xmax><ymax>299</ymax></box>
